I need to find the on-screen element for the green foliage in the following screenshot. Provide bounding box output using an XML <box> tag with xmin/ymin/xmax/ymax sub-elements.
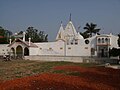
<box><xmin>18</xmin><ymin>31</ymin><xmax>23</xmax><ymax>35</ymax></box>
<box><xmin>109</xmin><ymin>48</ymin><xmax>120</xmax><ymax>57</ymax></box>
<box><xmin>0</xmin><ymin>26</ymin><xmax>12</xmax><ymax>44</ymax></box>
<box><xmin>0</xmin><ymin>37</ymin><xmax>8</xmax><ymax>44</ymax></box>
<box><xmin>118</xmin><ymin>33</ymin><xmax>120</xmax><ymax>47</ymax></box>
<box><xmin>25</xmin><ymin>27</ymin><xmax>48</xmax><ymax>42</ymax></box>
<box><xmin>80</xmin><ymin>32</ymin><xmax>89</xmax><ymax>39</ymax></box>
<box><xmin>81</xmin><ymin>23</ymin><xmax>100</xmax><ymax>38</ymax></box>
<box><xmin>0</xmin><ymin>26</ymin><xmax>48</xmax><ymax>43</ymax></box>
<box><xmin>0</xmin><ymin>26</ymin><xmax>5</xmax><ymax>36</ymax></box>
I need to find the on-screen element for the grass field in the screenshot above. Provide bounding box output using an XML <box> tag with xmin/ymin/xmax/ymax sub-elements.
<box><xmin>0</xmin><ymin>60</ymin><xmax>96</xmax><ymax>80</ymax></box>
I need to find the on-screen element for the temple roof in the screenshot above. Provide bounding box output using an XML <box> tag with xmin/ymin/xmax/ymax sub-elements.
<box><xmin>56</xmin><ymin>22</ymin><xmax>65</xmax><ymax>40</ymax></box>
<box><xmin>75</xmin><ymin>32</ymin><xmax>84</xmax><ymax>39</ymax></box>
<box><xmin>56</xmin><ymin>20</ymin><xmax>81</xmax><ymax>41</ymax></box>
<box><xmin>8</xmin><ymin>38</ymin><xmax>38</xmax><ymax>48</ymax></box>
<box><xmin>64</xmin><ymin>21</ymin><xmax>77</xmax><ymax>37</ymax></box>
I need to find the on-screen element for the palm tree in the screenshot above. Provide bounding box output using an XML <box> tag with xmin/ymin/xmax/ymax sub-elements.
<box><xmin>83</xmin><ymin>23</ymin><xmax>100</xmax><ymax>37</ymax></box>
<box><xmin>80</xmin><ymin>32</ymin><xmax>89</xmax><ymax>39</ymax></box>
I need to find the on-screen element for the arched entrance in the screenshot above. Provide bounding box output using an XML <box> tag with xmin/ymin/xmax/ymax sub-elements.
<box><xmin>24</xmin><ymin>47</ymin><xmax>29</xmax><ymax>56</ymax></box>
<box><xmin>10</xmin><ymin>48</ymin><xmax>15</xmax><ymax>58</ymax></box>
<box><xmin>16</xmin><ymin>45</ymin><xmax>23</xmax><ymax>58</ymax></box>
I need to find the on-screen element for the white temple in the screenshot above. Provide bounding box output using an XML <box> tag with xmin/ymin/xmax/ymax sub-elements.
<box><xmin>0</xmin><ymin>16</ymin><xmax>119</xmax><ymax>60</ymax></box>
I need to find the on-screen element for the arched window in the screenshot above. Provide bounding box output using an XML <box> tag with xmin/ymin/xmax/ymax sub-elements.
<box><xmin>105</xmin><ymin>38</ymin><xmax>108</xmax><ymax>43</ymax></box>
<box><xmin>98</xmin><ymin>38</ymin><xmax>101</xmax><ymax>43</ymax></box>
<box><xmin>102</xmin><ymin>38</ymin><xmax>104</xmax><ymax>43</ymax></box>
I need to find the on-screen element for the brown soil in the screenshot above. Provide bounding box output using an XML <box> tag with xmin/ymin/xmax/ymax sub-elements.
<box><xmin>0</xmin><ymin>66</ymin><xmax>120</xmax><ymax>90</ymax></box>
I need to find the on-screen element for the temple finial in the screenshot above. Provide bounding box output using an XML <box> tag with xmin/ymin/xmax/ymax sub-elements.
<box><xmin>61</xmin><ymin>21</ymin><xmax>62</xmax><ymax>24</ymax></box>
<box><xmin>69</xmin><ymin>13</ymin><xmax>71</xmax><ymax>21</ymax></box>
<box><xmin>60</xmin><ymin>21</ymin><xmax>63</xmax><ymax>26</ymax></box>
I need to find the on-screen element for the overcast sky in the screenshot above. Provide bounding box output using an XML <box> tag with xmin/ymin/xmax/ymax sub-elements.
<box><xmin>0</xmin><ymin>0</ymin><xmax>120</xmax><ymax>41</ymax></box>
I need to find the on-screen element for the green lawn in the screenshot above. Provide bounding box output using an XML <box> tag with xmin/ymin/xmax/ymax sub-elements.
<box><xmin>0</xmin><ymin>60</ymin><xmax>97</xmax><ymax>80</ymax></box>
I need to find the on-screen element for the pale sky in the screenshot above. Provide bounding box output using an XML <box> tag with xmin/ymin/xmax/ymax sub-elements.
<box><xmin>0</xmin><ymin>0</ymin><xmax>120</xmax><ymax>41</ymax></box>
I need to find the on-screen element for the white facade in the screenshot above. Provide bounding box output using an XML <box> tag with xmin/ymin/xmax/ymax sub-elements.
<box><xmin>34</xmin><ymin>40</ymin><xmax>91</xmax><ymax>56</ymax></box>
<box><xmin>0</xmin><ymin>44</ymin><xmax>9</xmax><ymax>56</ymax></box>
<box><xmin>0</xmin><ymin>19</ymin><xmax>119</xmax><ymax>58</ymax></box>
<box><xmin>30</xmin><ymin>20</ymin><xmax>91</xmax><ymax>57</ymax></box>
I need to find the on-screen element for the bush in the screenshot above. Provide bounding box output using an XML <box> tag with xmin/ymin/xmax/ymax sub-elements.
<box><xmin>109</xmin><ymin>48</ymin><xmax>120</xmax><ymax>57</ymax></box>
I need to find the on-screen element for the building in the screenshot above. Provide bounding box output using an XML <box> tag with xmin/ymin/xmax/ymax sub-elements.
<box><xmin>0</xmin><ymin>18</ymin><xmax>119</xmax><ymax>60</ymax></box>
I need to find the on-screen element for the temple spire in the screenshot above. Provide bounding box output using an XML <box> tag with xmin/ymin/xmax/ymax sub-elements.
<box><xmin>69</xmin><ymin>13</ymin><xmax>72</xmax><ymax>21</ymax></box>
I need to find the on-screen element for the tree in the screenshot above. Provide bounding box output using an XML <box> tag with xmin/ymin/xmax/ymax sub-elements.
<box><xmin>80</xmin><ymin>32</ymin><xmax>89</xmax><ymax>39</ymax></box>
<box><xmin>18</xmin><ymin>31</ymin><xmax>23</xmax><ymax>35</ymax></box>
<box><xmin>109</xmin><ymin>48</ymin><xmax>120</xmax><ymax>57</ymax></box>
<box><xmin>0</xmin><ymin>26</ymin><xmax>5</xmax><ymax>36</ymax></box>
<box><xmin>118</xmin><ymin>33</ymin><xmax>120</xmax><ymax>47</ymax></box>
<box><xmin>83</xmin><ymin>23</ymin><xmax>100</xmax><ymax>38</ymax></box>
<box><xmin>4</xmin><ymin>30</ymin><xmax>12</xmax><ymax>42</ymax></box>
<box><xmin>25</xmin><ymin>27</ymin><xmax>48</xmax><ymax>42</ymax></box>
<box><xmin>0</xmin><ymin>26</ymin><xmax>12</xmax><ymax>44</ymax></box>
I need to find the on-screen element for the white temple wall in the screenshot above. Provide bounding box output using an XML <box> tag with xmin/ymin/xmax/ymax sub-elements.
<box><xmin>110</xmin><ymin>35</ymin><xmax>119</xmax><ymax>48</ymax></box>
<box><xmin>89</xmin><ymin>36</ymin><xmax>97</xmax><ymax>48</ymax></box>
<box><xmin>78</xmin><ymin>39</ymin><xmax>85</xmax><ymax>45</ymax></box>
<box><xmin>0</xmin><ymin>44</ymin><xmax>9</xmax><ymax>56</ymax></box>
<box><xmin>35</xmin><ymin>41</ymin><xmax>65</xmax><ymax>56</ymax></box>
<box><xmin>66</xmin><ymin>44</ymin><xmax>91</xmax><ymax>56</ymax></box>
<box><xmin>33</xmin><ymin>40</ymin><xmax>91</xmax><ymax>56</ymax></box>
<box><xmin>29</xmin><ymin>48</ymin><xmax>39</xmax><ymax>55</ymax></box>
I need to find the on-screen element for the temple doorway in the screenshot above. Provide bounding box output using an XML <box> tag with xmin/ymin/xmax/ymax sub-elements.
<box><xmin>16</xmin><ymin>45</ymin><xmax>23</xmax><ymax>58</ymax></box>
<box><xmin>24</xmin><ymin>47</ymin><xmax>29</xmax><ymax>56</ymax></box>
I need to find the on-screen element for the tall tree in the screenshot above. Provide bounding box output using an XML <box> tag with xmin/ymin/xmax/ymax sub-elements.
<box><xmin>25</xmin><ymin>27</ymin><xmax>48</xmax><ymax>42</ymax></box>
<box><xmin>0</xmin><ymin>26</ymin><xmax>12</xmax><ymax>44</ymax></box>
<box><xmin>83</xmin><ymin>23</ymin><xmax>100</xmax><ymax>38</ymax></box>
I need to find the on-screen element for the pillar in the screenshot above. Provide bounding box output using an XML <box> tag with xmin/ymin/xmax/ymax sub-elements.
<box><xmin>29</xmin><ymin>38</ymin><xmax>31</xmax><ymax>46</ymax></box>
<box><xmin>23</xmin><ymin>32</ymin><xmax>26</xmax><ymax>41</ymax></box>
<box><xmin>9</xmin><ymin>38</ymin><xmax>12</xmax><ymax>44</ymax></box>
